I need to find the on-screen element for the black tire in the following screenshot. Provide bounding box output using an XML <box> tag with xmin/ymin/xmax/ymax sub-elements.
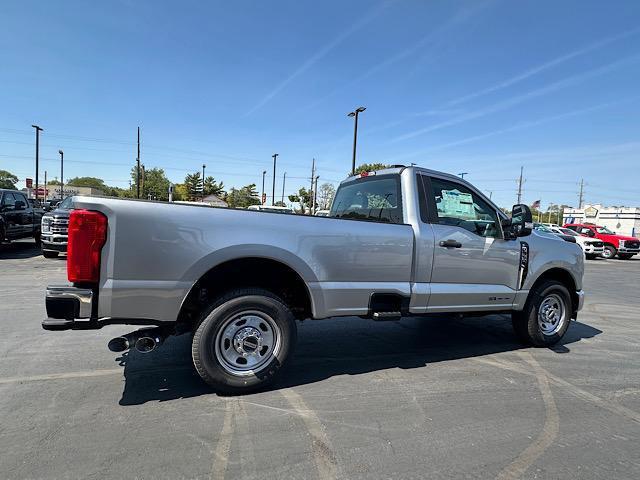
<box><xmin>512</xmin><ymin>280</ymin><xmax>572</xmax><ymax>347</ymax></box>
<box><xmin>42</xmin><ymin>250</ymin><xmax>59</xmax><ymax>258</ymax></box>
<box><xmin>585</xmin><ymin>254</ymin><xmax>597</xmax><ymax>260</ymax></box>
<box><xmin>617</xmin><ymin>253</ymin><xmax>634</xmax><ymax>260</ymax></box>
<box><xmin>34</xmin><ymin>232</ymin><xmax>41</xmax><ymax>247</ymax></box>
<box><xmin>192</xmin><ymin>288</ymin><xmax>297</xmax><ymax>394</ymax></box>
<box><xmin>602</xmin><ymin>245</ymin><xmax>616</xmax><ymax>259</ymax></box>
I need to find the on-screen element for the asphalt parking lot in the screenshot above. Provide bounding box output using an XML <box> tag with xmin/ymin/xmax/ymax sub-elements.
<box><xmin>1</xmin><ymin>239</ymin><xmax>639</xmax><ymax>480</ymax></box>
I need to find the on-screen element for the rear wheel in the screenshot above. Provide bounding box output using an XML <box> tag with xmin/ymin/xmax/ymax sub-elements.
<box><xmin>192</xmin><ymin>288</ymin><xmax>297</xmax><ymax>394</ymax></box>
<box><xmin>602</xmin><ymin>245</ymin><xmax>616</xmax><ymax>259</ymax></box>
<box><xmin>617</xmin><ymin>253</ymin><xmax>634</xmax><ymax>260</ymax></box>
<box><xmin>42</xmin><ymin>250</ymin><xmax>59</xmax><ymax>258</ymax></box>
<box><xmin>512</xmin><ymin>280</ymin><xmax>572</xmax><ymax>347</ymax></box>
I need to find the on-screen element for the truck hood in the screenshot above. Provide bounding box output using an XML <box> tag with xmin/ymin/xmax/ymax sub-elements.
<box><xmin>43</xmin><ymin>208</ymin><xmax>70</xmax><ymax>219</ymax></box>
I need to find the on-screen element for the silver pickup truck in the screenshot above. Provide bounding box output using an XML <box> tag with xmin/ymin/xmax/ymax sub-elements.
<box><xmin>43</xmin><ymin>166</ymin><xmax>584</xmax><ymax>393</ymax></box>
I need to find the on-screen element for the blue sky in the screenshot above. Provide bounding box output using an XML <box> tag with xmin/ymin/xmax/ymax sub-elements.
<box><xmin>1</xmin><ymin>0</ymin><xmax>639</xmax><ymax>209</ymax></box>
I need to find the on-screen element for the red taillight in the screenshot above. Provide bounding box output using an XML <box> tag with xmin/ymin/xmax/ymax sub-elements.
<box><xmin>67</xmin><ymin>209</ymin><xmax>108</xmax><ymax>283</ymax></box>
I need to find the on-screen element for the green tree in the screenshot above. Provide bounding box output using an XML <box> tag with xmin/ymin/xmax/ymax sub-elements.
<box><xmin>47</xmin><ymin>179</ymin><xmax>61</xmax><ymax>185</ymax></box>
<box><xmin>225</xmin><ymin>184</ymin><xmax>260</xmax><ymax>209</ymax></box>
<box><xmin>203</xmin><ymin>176</ymin><xmax>225</xmax><ymax>197</ymax></box>
<box><xmin>66</xmin><ymin>176</ymin><xmax>108</xmax><ymax>190</ymax></box>
<box><xmin>184</xmin><ymin>172</ymin><xmax>203</xmax><ymax>200</ymax></box>
<box><xmin>288</xmin><ymin>187</ymin><xmax>312</xmax><ymax>213</ymax></box>
<box><xmin>129</xmin><ymin>167</ymin><xmax>171</xmax><ymax>200</ymax></box>
<box><xmin>0</xmin><ymin>170</ymin><xmax>19</xmax><ymax>189</ymax></box>
<box><xmin>353</xmin><ymin>163</ymin><xmax>390</xmax><ymax>175</ymax></box>
<box><xmin>172</xmin><ymin>183</ymin><xmax>189</xmax><ymax>201</ymax></box>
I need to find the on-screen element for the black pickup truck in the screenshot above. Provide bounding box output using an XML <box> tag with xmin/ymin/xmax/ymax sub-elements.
<box><xmin>0</xmin><ymin>189</ymin><xmax>42</xmax><ymax>245</ymax></box>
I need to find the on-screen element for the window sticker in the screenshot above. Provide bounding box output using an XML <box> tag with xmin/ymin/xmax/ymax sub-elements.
<box><xmin>437</xmin><ymin>189</ymin><xmax>475</xmax><ymax>219</ymax></box>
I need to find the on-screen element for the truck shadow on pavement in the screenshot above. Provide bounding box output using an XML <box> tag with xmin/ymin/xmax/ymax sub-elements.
<box><xmin>116</xmin><ymin>315</ymin><xmax>602</xmax><ymax>405</ymax></box>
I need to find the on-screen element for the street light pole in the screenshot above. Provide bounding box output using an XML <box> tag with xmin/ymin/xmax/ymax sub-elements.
<box><xmin>458</xmin><ymin>172</ymin><xmax>468</xmax><ymax>179</ymax></box>
<box><xmin>281</xmin><ymin>172</ymin><xmax>286</xmax><ymax>205</ymax></box>
<box><xmin>58</xmin><ymin>150</ymin><xmax>64</xmax><ymax>200</ymax></box>
<box><xmin>261</xmin><ymin>170</ymin><xmax>267</xmax><ymax>205</ymax></box>
<box><xmin>348</xmin><ymin>107</ymin><xmax>366</xmax><ymax>175</ymax></box>
<box><xmin>271</xmin><ymin>153</ymin><xmax>278</xmax><ymax>206</ymax></box>
<box><xmin>202</xmin><ymin>164</ymin><xmax>206</xmax><ymax>199</ymax></box>
<box><xmin>31</xmin><ymin>125</ymin><xmax>43</xmax><ymax>203</ymax></box>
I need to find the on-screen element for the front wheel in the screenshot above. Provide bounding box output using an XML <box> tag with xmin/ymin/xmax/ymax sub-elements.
<box><xmin>42</xmin><ymin>250</ymin><xmax>59</xmax><ymax>258</ymax></box>
<box><xmin>602</xmin><ymin>245</ymin><xmax>616</xmax><ymax>259</ymax></box>
<box><xmin>192</xmin><ymin>288</ymin><xmax>297</xmax><ymax>394</ymax></box>
<box><xmin>512</xmin><ymin>280</ymin><xmax>572</xmax><ymax>347</ymax></box>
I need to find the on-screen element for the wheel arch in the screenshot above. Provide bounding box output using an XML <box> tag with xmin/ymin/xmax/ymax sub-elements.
<box><xmin>177</xmin><ymin>255</ymin><xmax>314</xmax><ymax>329</ymax></box>
<box><xmin>527</xmin><ymin>267</ymin><xmax>579</xmax><ymax>317</ymax></box>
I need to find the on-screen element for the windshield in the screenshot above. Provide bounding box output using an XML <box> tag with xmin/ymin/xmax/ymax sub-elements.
<box><xmin>596</xmin><ymin>226</ymin><xmax>615</xmax><ymax>234</ymax></box>
<box><xmin>58</xmin><ymin>197</ymin><xmax>73</xmax><ymax>210</ymax></box>
<box><xmin>330</xmin><ymin>176</ymin><xmax>402</xmax><ymax>224</ymax></box>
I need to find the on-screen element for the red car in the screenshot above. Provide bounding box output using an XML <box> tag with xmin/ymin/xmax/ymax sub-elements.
<box><xmin>563</xmin><ymin>223</ymin><xmax>640</xmax><ymax>260</ymax></box>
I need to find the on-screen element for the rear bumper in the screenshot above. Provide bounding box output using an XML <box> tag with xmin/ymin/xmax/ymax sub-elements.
<box><xmin>43</xmin><ymin>284</ymin><xmax>167</xmax><ymax>331</ymax></box>
<box><xmin>43</xmin><ymin>285</ymin><xmax>94</xmax><ymax>330</ymax></box>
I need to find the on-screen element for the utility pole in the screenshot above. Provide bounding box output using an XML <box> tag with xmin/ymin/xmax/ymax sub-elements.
<box><xmin>488</xmin><ymin>191</ymin><xmax>493</xmax><ymax>200</ymax></box>
<box><xmin>31</xmin><ymin>125</ymin><xmax>43</xmax><ymax>203</ymax></box>
<box><xmin>281</xmin><ymin>172</ymin><xmax>286</xmax><ymax>205</ymax></box>
<box><xmin>261</xmin><ymin>170</ymin><xmax>267</xmax><ymax>205</ymax></box>
<box><xmin>141</xmin><ymin>164</ymin><xmax>145</xmax><ymax>198</ymax></box>
<box><xmin>312</xmin><ymin>175</ymin><xmax>319</xmax><ymax>215</ymax></box>
<box><xmin>58</xmin><ymin>150</ymin><xmax>64</xmax><ymax>200</ymax></box>
<box><xmin>202</xmin><ymin>164</ymin><xmax>206</xmax><ymax>199</ymax></box>
<box><xmin>309</xmin><ymin>159</ymin><xmax>316</xmax><ymax>215</ymax></box>
<box><xmin>136</xmin><ymin>127</ymin><xmax>141</xmax><ymax>199</ymax></box>
<box><xmin>516</xmin><ymin>166</ymin><xmax>524</xmax><ymax>204</ymax></box>
<box><xmin>348</xmin><ymin>107</ymin><xmax>366</xmax><ymax>175</ymax></box>
<box><xmin>578</xmin><ymin>179</ymin><xmax>584</xmax><ymax>209</ymax></box>
<box><xmin>271</xmin><ymin>153</ymin><xmax>278</xmax><ymax>206</ymax></box>
<box><xmin>44</xmin><ymin>171</ymin><xmax>47</xmax><ymax>201</ymax></box>
<box><xmin>458</xmin><ymin>172</ymin><xmax>468</xmax><ymax>179</ymax></box>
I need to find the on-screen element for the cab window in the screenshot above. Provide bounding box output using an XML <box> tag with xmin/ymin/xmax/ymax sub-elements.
<box><xmin>330</xmin><ymin>176</ymin><xmax>403</xmax><ymax>224</ymax></box>
<box><xmin>579</xmin><ymin>227</ymin><xmax>595</xmax><ymax>237</ymax></box>
<box><xmin>2</xmin><ymin>193</ymin><xmax>16</xmax><ymax>209</ymax></box>
<box><xmin>429</xmin><ymin>177</ymin><xmax>501</xmax><ymax>238</ymax></box>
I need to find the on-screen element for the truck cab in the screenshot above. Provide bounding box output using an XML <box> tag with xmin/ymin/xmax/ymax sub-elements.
<box><xmin>0</xmin><ymin>189</ymin><xmax>42</xmax><ymax>244</ymax></box>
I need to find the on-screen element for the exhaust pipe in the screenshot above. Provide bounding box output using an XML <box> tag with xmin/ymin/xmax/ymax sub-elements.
<box><xmin>107</xmin><ymin>332</ymin><xmax>139</xmax><ymax>353</ymax></box>
<box><xmin>134</xmin><ymin>331</ymin><xmax>165</xmax><ymax>354</ymax></box>
<box><xmin>107</xmin><ymin>327</ymin><xmax>168</xmax><ymax>354</ymax></box>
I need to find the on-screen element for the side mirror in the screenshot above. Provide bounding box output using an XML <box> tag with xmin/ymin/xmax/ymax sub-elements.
<box><xmin>503</xmin><ymin>204</ymin><xmax>533</xmax><ymax>239</ymax></box>
<box><xmin>14</xmin><ymin>200</ymin><xmax>26</xmax><ymax>210</ymax></box>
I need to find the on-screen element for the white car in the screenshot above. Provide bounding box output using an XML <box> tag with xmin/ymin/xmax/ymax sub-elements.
<box><xmin>550</xmin><ymin>227</ymin><xmax>604</xmax><ymax>259</ymax></box>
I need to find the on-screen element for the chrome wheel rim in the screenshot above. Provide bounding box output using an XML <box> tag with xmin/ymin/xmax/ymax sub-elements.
<box><xmin>602</xmin><ymin>248</ymin><xmax>613</xmax><ymax>259</ymax></box>
<box><xmin>214</xmin><ymin>310</ymin><xmax>281</xmax><ymax>376</ymax></box>
<box><xmin>537</xmin><ymin>293</ymin><xmax>566</xmax><ymax>336</ymax></box>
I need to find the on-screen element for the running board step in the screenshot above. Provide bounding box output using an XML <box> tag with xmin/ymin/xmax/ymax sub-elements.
<box><xmin>372</xmin><ymin>311</ymin><xmax>402</xmax><ymax>321</ymax></box>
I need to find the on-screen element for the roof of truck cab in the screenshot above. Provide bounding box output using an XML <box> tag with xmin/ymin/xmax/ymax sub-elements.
<box><xmin>342</xmin><ymin>165</ymin><xmax>486</xmax><ymax>190</ymax></box>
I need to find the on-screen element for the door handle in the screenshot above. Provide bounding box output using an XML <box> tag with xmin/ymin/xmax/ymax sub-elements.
<box><xmin>439</xmin><ymin>239</ymin><xmax>462</xmax><ymax>248</ymax></box>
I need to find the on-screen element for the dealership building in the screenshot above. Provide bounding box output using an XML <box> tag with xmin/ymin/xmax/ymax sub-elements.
<box><xmin>563</xmin><ymin>204</ymin><xmax>640</xmax><ymax>238</ymax></box>
<box><xmin>23</xmin><ymin>184</ymin><xmax>105</xmax><ymax>200</ymax></box>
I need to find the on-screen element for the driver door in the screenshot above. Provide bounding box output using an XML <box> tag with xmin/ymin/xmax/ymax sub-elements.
<box><xmin>423</xmin><ymin>175</ymin><xmax>521</xmax><ymax>312</ymax></box>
